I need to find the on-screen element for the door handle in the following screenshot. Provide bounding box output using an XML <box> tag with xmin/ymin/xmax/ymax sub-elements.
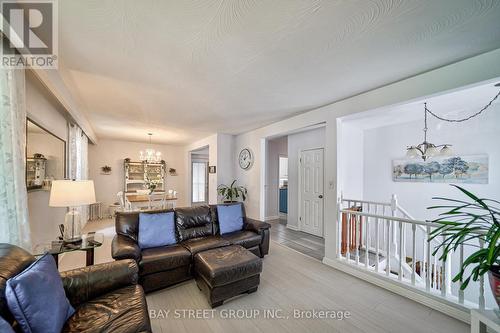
<box><xmin>318</xmin><ymin>195</ymin><xmax>323</xmax><ymax>199</ymax></box>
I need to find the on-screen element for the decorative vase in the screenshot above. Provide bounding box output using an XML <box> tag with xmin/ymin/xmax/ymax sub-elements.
<box><xmin>488</xmin><ymin>265</ymin><xmax>500</xmax><ymax>307</ymax></box>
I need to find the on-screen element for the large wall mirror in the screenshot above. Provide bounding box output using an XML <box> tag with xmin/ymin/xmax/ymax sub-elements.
<box><xmin>26</xmin><ymin>119</ymin><xmax>66</xmax><ymax>191</ymax></box>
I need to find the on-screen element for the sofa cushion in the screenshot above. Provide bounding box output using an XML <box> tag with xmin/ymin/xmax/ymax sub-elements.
<box><xmin>0</xmin><ymin>316</ymin><xmax>14</xmax><ymax>333</ymax></box>
<box><xmin>217</xmin><ymin>203</ymin><xmax>244</xmax><ymax>235</ymax></box>
<box><xmin>194</xmin><ymin>245</ymin><xmax>262</xmax><ymax>287</ymax></box>
<box><xmin>6</xmin><ymin>254</ymin><xmax>75</xmax><ymax>333</ymax></box>
<box><xmin>116</xmin><ymin>209</ymin><xmax>173</xmax><ymax>242</ymax></box>
<box><xmin>175</xmin><ymin>205</ymin><xmax>213</xmax><ymax>242</ymax></box>
<box><xmin>138</xmin><ymin>212</ymin><xmax>177</xmax><ymax>249</ymax></box>
<box><xmin>221</xmin><ymin>230</ymin><xmax>261</xmax><ymax>249</ymax></box>
<box><xmin>63</xmin><ymin>285</ymin><xmax>151</xmax><ymax>333</ymax></box>
<box><xmin>139</xmin><ymin>245</ymin><xmax>191</xmax><ymax>275</ymax></box>
<box><xmin>0</xmin><ymin>244</ymin><xmax>35</xmax><ymax>324</ymax></box>
<box><xmin>181</xmin><ymin>236</ymin><xmax>230</xmax><ymax>257</ymax></box>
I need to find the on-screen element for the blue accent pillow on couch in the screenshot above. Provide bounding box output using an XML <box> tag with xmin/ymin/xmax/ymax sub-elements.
<box><xmin>138</xmin><ymin>212</ymin><xmax>177</xmax><ymax>249</ymax></box>
<box><xmin>218</xmin><ymin>203</ymin><xmax>244</xmax><ymax>235</ymax></box>
<box><xmin>6</xmin><ymin>254</ymin><xmax>75</xmax><ymax>333</ymax></box>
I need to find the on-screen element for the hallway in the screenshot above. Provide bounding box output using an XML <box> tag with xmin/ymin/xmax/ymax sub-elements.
<box><xmin>268</xmin><ymin>218</ymin><xmax>325</xmax><ymax>261</ymax></box>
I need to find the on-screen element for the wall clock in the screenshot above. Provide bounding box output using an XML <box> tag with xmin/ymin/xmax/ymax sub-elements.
<box><xmin>238</xmin><ymin>148</ymin><xmax>253</xmax><ymax>170</ymax></box>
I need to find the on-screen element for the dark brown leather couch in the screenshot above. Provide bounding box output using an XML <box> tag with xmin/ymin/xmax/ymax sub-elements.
<box><xmin>112</xmin><ymin>204</ymin><xmax>270</xmax><ymax>293</ymax></box>
<box><xmin>0</xmin><ymin>243</ymin><xmax>151</xmax><ymax>333</ymax></box>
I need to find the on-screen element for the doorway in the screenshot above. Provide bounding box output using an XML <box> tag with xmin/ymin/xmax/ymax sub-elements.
<box><xmin>190</xmin><ymin>147</ymin><xmax>209</xmax><ymax>206</ymax></box>
<box><xmin>298</xmin><ymin>148</ymin><xmax>324</xmax><ymax>237</ymax></box>
<box><xmin>278</xmin><ymin>155</ymin><xmax>288</xmax><ymax>220</ymax></box>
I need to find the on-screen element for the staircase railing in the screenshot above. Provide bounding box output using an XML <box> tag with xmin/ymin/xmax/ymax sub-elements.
<box><xmin>336</xmin><ymin>194</ymin><xmax>487</xmax><ymax>313</ymax></box>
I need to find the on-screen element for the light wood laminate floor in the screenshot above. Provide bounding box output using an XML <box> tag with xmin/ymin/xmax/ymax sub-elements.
<box><xmin>269</xmin><ymin>217</ymin><xmax>325</xmax><ymax>261</ymax></box>
<box><xmin>58</xmin><ymin>218</ymin><xmax>468</xmax><ymax>333</ymax></box>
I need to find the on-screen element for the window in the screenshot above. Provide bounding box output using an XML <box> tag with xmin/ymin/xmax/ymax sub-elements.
<box><xmin>192</xmin><ymin>161</ymin><xmax>208</xmax><ymax>203</ymax></box>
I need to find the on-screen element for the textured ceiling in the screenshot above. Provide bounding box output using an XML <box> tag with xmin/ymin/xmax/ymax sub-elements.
<box><xmin>58</xmin><ymin>0</ymin><xmax>500</xmax><ymax>144</ymax></box>
<box><xmin>342</xmin><ymin>81</ymin><xmax>500</xmax><ymax>129</ymax></box>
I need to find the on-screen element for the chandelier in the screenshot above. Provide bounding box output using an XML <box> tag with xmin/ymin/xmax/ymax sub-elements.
<box><xmin>407</xmin><ymin>83</ymin><xmax>500</xmax><ymax>161</ymax></box>
<box><xmin>139</xmin><ymin>133</ymin><xmax>162</xmax><ymax>163</ymax></box>
<box><xmin>406</xmin><ymin>103</ymin><xmax>452</xmax><ymax>161</ymax></box>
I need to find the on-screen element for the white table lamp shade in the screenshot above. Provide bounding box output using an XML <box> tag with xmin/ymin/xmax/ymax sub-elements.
<box><xmin>49</xmin><ymin>180</ymin><xmax>96</xmax><ymax>207</ymax></box>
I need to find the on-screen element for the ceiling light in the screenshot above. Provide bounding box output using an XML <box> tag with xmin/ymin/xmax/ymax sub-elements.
<box><xmin>406</xmin><ymin>84</ymin><xmax>499</xmax><ymax>160</ymax></box>
<box><xmin>139</xmin><ymin>133</ymin><xmax>162</xmax><ymax>163</ymax></box>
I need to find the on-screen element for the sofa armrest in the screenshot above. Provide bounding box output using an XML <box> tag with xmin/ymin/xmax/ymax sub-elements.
<box><xmin>244</xmin><ymin>218</ymin><xmax>271</xmax><ymax>234</ymax></box>
<box><xmin>112</xmin><ymin>234</ymin><xmax>141</xmax><ymax>261</ymax></box>
<box><xmin>61</xmin><ymin>259</ymin><xmax>138</xmax><ymax>307</ymax></box>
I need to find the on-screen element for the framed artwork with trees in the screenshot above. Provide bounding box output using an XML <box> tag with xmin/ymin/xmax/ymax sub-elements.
<box><xmin>392</xmin><ymin>155</ymin><xmax>488</xmax><ymax>184</ymax></box>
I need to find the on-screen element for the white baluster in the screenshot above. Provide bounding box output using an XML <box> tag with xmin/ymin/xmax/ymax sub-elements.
<box><xmin>386</xmin><ymin>219</ymin><xmax>391</xmax><ymax>276</ymax></box>
<box><xmin>337</xmin><ymin>198</ymin><xmax>342</xmax><ymax>258</ymax></box>
<box><xmin>355</xmin><ymin>214</ymin><xmax>360</xmax><ymax>265</ymax></box>
<box><xmin>434</xmin><ymin>252</ymin><xmax>438</xmax><ymax>290</ymax></box>
<box><xmin>346</xmin><ymin>212</ymin><xmax>351</xmax><ymax>261</ymax></box>
<box><xmin>458</xmin><ymin>243</ymin><xmax>464</xmax><ymax>304</ymax></box>
<box><xmin>375</xmin><ymin>216</ymin><xmax>380</xmax><ymax>273</ymax></box>
<box><xmin>398</xmin><ymin>221</ymin><xmax>403</xmax><ymax>281</ymax></box>
<box><xmin>365</xmin><ymin>215</ymin><xmax>369</xmax><ymax>269</ymax></box>
<box><xmin>441</xmin><ymin>235</ymin><xmax>447</xmax><ymax>297</ymax></box>
<box><xmin>426</xmin><ymin>225</ymin><xmax>431</xmax><ymax>291</ymax></box>
<box><xmin>479</xmin><ymin>238</ymin><xmax>485</xmax><ymax>309</ymax></box>
<box><xmin>411</xmin><ymin>223</ymin><xmax>416</xmax><ymax>286</ymax></box>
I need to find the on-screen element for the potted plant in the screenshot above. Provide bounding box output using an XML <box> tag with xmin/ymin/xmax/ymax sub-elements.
<box><xmin>428</xmin><ymin>185</ymin><xmax>500</xmax><ymax>306</ymax></box>
<box><xmin>217</xmin><ymin>180</ymin><xmax>247</xmax><ymax>203</ymax></box>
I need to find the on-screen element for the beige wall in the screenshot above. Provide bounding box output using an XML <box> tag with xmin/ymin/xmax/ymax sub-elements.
<box><xmin>25</xmin><ymin>71</ymin><xmax>69</xmax><ymax>248</ymax></box>
<box><xmin>88</xmin><ymin>139</ymin><xmax>187</xmax><ymax>213</ymax></box>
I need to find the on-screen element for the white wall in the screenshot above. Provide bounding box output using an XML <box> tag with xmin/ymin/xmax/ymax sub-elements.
<box><xmin>287</xmin><ymin>127</ymin><xmax>326</xmax><ymax>229</ymax></box>
<box><xmin>338</xmin><ymin>122</ymin><xmax>364</xmax><ymax>199</ymax></box>
<box><xmin>185</xmin><ymin>135</ymin><xmax>218</xmax><ymax>205</ymax></box>
<box><xmin>265</xmin><ymin>136</ymin><xmax>287</xmax><ymax>219</ymax></box>
<box><xmin>184</xmin><ymin>133</ymin><xmax>235</xmax><ymax>205</ymax></box>
<box><xmin>25</xmin><ymin>71</ymin><xmax>69</xmax><ymax>247</ymax></box>
<box><xmin>88</xmin><ymin>139</ymin><xmax>186</xmax><ymax>211</ymax></box>
<box><xmin>362</xmin><ymin>102</ymin><xmax>500</xmax><ymax>220</ymax></box>
<box><xmin>217</xmin><ymin>133</ymin><xmax>235</xmax><ymax>190</ymax></box>
<box><xmin>231</xmin><ymin>48</ymin><xmax>500</xmax><ymax>262</ymax></box>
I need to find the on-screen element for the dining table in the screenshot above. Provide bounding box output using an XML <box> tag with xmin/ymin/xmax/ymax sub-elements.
<box><xmin>125</xmin><ymin>192</ymin><xmax>178</xmax><ymax>210</ymax></box>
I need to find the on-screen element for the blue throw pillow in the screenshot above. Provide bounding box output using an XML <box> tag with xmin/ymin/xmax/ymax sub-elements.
<box><xmin>138</xmin><ymin>212</ymin><xmax>177</xmax><ymax>249</ymax></box>
<box><xmin>218</xmin><ymin>203</ymin><xmax>244</xmax><ymax>235</ymax></box>
<box><xmin>0</xmin><ymin>316</ymin><xmax>15</xmax><ymax>333</ymax></box>
<box><xmin>6</xmin><ymin>254</ymin><xmax>74</xmax><ymax>333</ymax></box>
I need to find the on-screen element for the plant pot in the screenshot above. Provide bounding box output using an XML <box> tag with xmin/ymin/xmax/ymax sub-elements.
<box><xmin>223</xmin><ymin>200</ymin><xmax>238</xmax><ymax>204</ymax></box>
<box><xmin>488</xmin><ymin>265</ymin><xmax>500</xmax><ymax>307</ymax></box>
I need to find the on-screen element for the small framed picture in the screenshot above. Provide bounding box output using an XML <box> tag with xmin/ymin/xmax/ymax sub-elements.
<box><xmin>208</xmin><ymin>166</ymin><xmax>216</xmax><ymax>174</ymax></box>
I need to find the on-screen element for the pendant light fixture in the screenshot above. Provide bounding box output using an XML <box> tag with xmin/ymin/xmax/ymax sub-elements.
<box><xmin>406</xmin><ymin>83</ymin><xmax>500</xmax><ymax>161</ymax></box>
<box><xmin>139</xmin><ymin>133</ymin><xmax>162</xmax><ymax>163</ymax></box>
<box><xmin>406</xmin><ymin>103</ymin><xmax>452</xmax><ymax>161</ymax></box>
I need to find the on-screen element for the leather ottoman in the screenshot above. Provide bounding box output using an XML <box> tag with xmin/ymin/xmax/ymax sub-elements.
<box><xmin>194</xmin><ymin>245</ymin><xmax>262</xmax><ymax>307</ymax></box>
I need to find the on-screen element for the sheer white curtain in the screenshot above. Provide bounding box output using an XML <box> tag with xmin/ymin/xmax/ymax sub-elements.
<box><xmin>0</xmin><ymin>69</ymin><xmax>32</xmax><ymax>249</ymax></box>
<box><xmin>68</xmin><ymin>123</ymin><xmax>89</xmax><ymax>224</ymax></box>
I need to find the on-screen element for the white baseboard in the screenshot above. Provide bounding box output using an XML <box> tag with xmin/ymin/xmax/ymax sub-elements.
<box><xmin>264</xmin><ymin>215</ymin><xmax>279</xmax><ymax>221</ymax></box>
<box><xmin>322</xmin><ymin>257</ymin><xmax>470</xmax><ymax>324</ymax></box>
<box><xmin>286</xmin><ymin>224</ymin><xmax>299</xmax><ymax>231</ymax></box>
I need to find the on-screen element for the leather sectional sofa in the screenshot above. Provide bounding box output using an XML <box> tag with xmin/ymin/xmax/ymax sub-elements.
<box><xmin>111</xmin><ymin>204</ymin><xmax>271</xmax><ymax>293</ymax></box>
<box><xmin>0</xmin><ymin>243</ymin><xmax>151</xmax><ymax>333</ymax></box>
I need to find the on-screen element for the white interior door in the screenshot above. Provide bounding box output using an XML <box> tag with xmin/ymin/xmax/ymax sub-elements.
<box><xmin>299</xmin><ymin>148</ymin><xmax>324</xmax><ymax>237</ymax></box>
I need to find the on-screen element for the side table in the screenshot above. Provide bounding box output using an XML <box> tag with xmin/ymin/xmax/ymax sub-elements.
<box><xmin>33</xmin><ymin>233</ymin><xmax>103</xmax><ymax>268</ymax></box>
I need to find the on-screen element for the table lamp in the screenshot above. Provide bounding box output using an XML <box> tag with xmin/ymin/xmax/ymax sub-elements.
<box><xmin>49</xmin><ymin>180</ymin><xmax>96</xmax><ymax>243</ymax></box>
